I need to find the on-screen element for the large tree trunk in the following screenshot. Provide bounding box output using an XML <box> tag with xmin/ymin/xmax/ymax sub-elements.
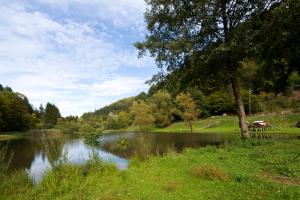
<box><xmin>220</xmin><ymin>0</ymin><xmax>249</xmax><ymax>138</ymax></box>
<box><xmin>230</xmin><ymin>75</ymin><xmax>250</xmax><ymax>139</ymax></box>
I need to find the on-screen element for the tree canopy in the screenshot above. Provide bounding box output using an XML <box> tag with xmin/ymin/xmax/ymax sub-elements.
<box><xmin>150</xmin><ymin>90</ymin><xmax>174</xmax><ymax>127</ymax></box>
<box><xmin>0</xmin><ymin>85</ymin><xmax>36</xmax><ymax>131</ymax></box>
<box><xmin>130</xmin><ymin>100</ymin><xmax>155</xmax><ymax>131</ymax></box>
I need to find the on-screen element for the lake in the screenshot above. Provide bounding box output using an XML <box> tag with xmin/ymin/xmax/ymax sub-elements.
<box><xmin>1</xmin><ymin>132</ymin><xmax>235</xmax><ymax>183</ymax></box>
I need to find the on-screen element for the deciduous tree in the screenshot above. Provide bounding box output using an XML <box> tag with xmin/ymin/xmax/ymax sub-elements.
<box><xmin>130</xmin><ymin>100</ymin><xmax>155</xmax><ymax>131</ymax></box>
<box><xmin>150</xmin><ymin>90</ymin><xmax>174</xmax><ymax>127</ymax></box>
<box><xmin>176</xmin><ymin>93</ymin><xmax>198</xmax><ymax>133</ymax></box>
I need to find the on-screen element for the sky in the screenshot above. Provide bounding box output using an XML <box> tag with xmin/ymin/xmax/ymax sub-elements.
<box><xmin>0</xmin><ymin>0</ymin><xmax>157</xmax><ymax>116</ymax></box>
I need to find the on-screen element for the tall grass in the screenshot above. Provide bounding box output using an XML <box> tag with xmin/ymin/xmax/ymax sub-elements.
<box><xmin>0</xmin><ymin>143</ymin><xmax>12</xmax><ymax>176</ymax></box>
<box><xmin>41</xmin><ymin>135</ymin><xmax>68</xmax><ymax>169</ymax></box>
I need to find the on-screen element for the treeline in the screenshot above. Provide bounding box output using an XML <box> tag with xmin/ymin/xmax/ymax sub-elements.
<box><xmin>0</xmin><ymin>84</ymin><xmax>62</xmax><ymax>132</ymax></box>
<box><xmin>81</xmin><ymin>85</ymin><xmax>300</xmax><ymax>133</ymax></box>
<box><xmin>65</xmin><ymin>91</ymin><xmax>198</xmax><ymax>133</ymax></box>
<box><xmin>57</xmin><ymin>114</ymin><xmax>103</xmax><ymax>135</ymax></box>
<box><xmin>147</xmin><ymin>72</ymin><xmax>300</xmax><ymax>117</ymax></box>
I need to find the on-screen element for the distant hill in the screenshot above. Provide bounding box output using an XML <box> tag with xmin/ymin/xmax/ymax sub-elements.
<box><xmin>82</xmin><ymin>92</ymin><xmax>148</xmax><ymax>119</ymax></box>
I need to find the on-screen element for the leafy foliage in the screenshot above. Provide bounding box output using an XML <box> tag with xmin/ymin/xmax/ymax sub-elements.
<box><xmin>150</xmin><ymin>90</ymin><xmax>174</xmax><ymax>127</ymax></box>
<box><xmin>0</xmin><ymin>85</ymin><xmax>37</xmax><ymax>131</ymax></box>
<box><xmin>130</xmin><ymin>100</ymin><xmax>155</xmax><ymax>131</ymax></box>
<box><xmin>207</xmin><ymin>91</ymin><xmax>235</xmax><ymax>115</ymax></box>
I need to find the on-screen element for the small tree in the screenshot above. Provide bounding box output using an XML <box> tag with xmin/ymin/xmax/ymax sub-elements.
<box><xmin>150</xmin><ymin>90</ymin><xmax>174</xmax><ymax>127</ymax></box>
<box><xmin>130</xmin><ymin>100</ymin><xmax>155</xmax><ymax>131</ymax></box>
<box><xmin>176</xmin><ymin>93</ymin><xmax>198</xmax><ymax>133</ymax></box>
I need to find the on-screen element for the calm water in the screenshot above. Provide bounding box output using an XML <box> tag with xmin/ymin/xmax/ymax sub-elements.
<box><xmin>1</xmin><ymin>132</ymin><xmax>234</xmax><ymax>182</ymax></box>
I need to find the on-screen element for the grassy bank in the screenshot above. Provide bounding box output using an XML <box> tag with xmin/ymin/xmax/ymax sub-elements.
<box><xmin>1</xmin><ymin>139</ymin><xmax>299</xmax><ymax>199</ymax></box>
<box><xmin>0</xmin><ymin>129</ymin><xmax>62</xmax><ymax>141</ymax></box>
<box><xmin>0</xmin><ymin>134</ymin><xmax>20</xmax><ymax>141</ymax></box>
<box><xmin>124</xmin><ymin>113</ymin><xmax>300</xmax><ymax>135</ymax></box>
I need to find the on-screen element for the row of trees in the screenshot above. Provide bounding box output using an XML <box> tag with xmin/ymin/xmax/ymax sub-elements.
<box><xmin>135</xmin><ymin>0</ymin><xmax>300</xmax><ymax>138</ymax></box>
<box><xmin>0</xmin><ymin>84</ymin><xmax>61</xmax><ymax>132</ymax></box>
<box><xmin>57</xmin><ymin>114</ymin><xmax>103</xmax><ymax>135</ymax></box>
<box><xmin>104</xmin><ymin>91</ymin><xmax>198</xmax><ymax>132</ymax></box>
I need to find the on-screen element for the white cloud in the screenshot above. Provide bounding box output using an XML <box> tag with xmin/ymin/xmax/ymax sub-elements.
<box><xmin>90</xmin><ymin>76</ymin><xmax>147</xmax><ymax>97</ymax></box>
<box><xmin>0</xmin><ymin>3</ymin><xmax>154</xmax><ymax>116</ymax></box>
<box><xmin>36</xmin><ymin>0</ymin><xmax>147</xmax><ymax>30</ymax></box>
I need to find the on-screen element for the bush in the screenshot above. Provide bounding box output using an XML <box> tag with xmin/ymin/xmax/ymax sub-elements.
<box><xmin>58</xmin><ymin>121</ymin><xmax>80</xmax><ymax>134</ymax></box>
<box><xmin>84</xmin><ymin>134</ymin><xmax>101</xmax><ymax>147</ymax></box>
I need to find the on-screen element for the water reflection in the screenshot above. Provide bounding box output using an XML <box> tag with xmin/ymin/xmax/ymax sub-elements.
<box><xmin>1</xmin><ymin>132</ymin><xmax>233</xmax><ymax>182</ymax></box>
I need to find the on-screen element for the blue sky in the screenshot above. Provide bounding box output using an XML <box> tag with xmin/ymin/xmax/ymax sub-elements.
<box><xmin>0</xmin><ymin>0</ymin><xmax>157</xmax><ymax>116</ymax></box>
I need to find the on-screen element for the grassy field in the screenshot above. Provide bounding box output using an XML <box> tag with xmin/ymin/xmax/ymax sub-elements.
<box><xmin>0</xmin><ymin>139</ymin><xmax>299</xmax><ymax>199</ymax></box>
<box><xmin>147</xmin><ymin>113</ymin><xmax>300</xmax><ymax>135</ymax></box>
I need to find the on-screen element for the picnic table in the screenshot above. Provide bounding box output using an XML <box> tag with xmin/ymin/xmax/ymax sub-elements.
<box><xmin>248</xmin><ymin>120</ymin><xmax>267</xmax><ymax>131</ymax></box>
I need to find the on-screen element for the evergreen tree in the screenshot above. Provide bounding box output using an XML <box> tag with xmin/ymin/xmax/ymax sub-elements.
<box><xmin>43</xmin><ymin>103</ymin><xmax>61</xmax><ymax>127</ymax></box>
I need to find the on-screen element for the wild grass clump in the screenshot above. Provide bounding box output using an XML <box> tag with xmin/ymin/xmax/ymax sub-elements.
<box><xmin>164</xmin><ymin>181</ymin><xmax>180</xmax><ymax>192</ymax></box>
<box><xmin>41</xmin><ymin>136</ymin><xmax>68</xmax><ymax>169</ymax></box>
<box><xmin>191</xmin><ymin>164</ymin><xmax>229</xmax><ymax>181</ymax></box>
<box><xmin>133</xmin><ymin>135</ymin><xmax>153</xmax><ymax>161</ymax></box>
<box><xmin>82</xmin><ymin>148</ymin><xmax>115</xmax><ymax>176</ymax></box>
<box><xmin>0</xmin><ymin>170</ymin><xmax>32</xmax><ymax>195</ymax></box>
<box><xmin>0</xmin><ymin>143</ymin><xmax>12</xmax><ymax>176</ymax></box>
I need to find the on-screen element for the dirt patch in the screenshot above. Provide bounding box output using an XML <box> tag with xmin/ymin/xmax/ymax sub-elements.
<box><xmin>260</xmin><ymin>172</ymin><xmax>300</xmax><ymax>186</ymax></box>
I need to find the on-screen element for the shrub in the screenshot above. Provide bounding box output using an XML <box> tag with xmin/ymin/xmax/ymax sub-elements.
<box><xmin>58</xmin><ymin>121</ymin><xmax>80</xmax><ymax>134</ymax></box>
<box><xmin>191</xmin><ymin>164</ymin><xmax>229</xmax><ymax>181</ymax></box>
<box><xmin>116</xmin><ymin>137</ymin><xmax>129</xmax><ymax>151</ymax></box>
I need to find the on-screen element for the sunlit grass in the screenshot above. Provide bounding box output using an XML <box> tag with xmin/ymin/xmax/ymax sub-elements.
<box><xmin>1</xmin><ymin>139</ymin><xmax>299</xmax><ymax>199</ymax></box>
<box><xmin>151</xmin><ymin>113</ymin><xmax>300</xmax><ymax>134</ymax></box>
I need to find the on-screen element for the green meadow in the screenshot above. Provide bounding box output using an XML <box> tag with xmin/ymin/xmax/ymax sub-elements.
<box><xmin>1</xmin><ymin>139</ymin><xmax>299</xmax><ymax>200</ymax></box>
